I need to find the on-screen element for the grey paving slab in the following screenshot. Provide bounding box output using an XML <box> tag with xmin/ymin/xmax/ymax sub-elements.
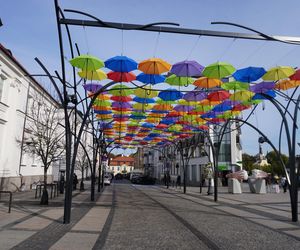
<box><xmin>0</xmin><ymin>230</ymin><xmax>36</xmax><ymax>250</ymax></box>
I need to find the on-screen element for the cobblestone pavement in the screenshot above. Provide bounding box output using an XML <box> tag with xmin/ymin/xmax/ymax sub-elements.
<box><xmin>0</xmin><ymin>181</ymin><xmax>299</xmax><ymax>249</ymax></box>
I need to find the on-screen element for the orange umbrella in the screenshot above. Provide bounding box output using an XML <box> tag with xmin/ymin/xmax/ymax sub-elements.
<box><xmin>275</xmin><ymin>79</ymin><xmax>300</xmax><ymax>90</ymax></box>
<box><xmin>138</xmin><ymin>58</ymin><xmax>171</xmax><ymax>74</ymax></box>
<box><xmin>193</xmin><ymin>77</ymin><xmax>222</xmax><ymax>88</ymax></box>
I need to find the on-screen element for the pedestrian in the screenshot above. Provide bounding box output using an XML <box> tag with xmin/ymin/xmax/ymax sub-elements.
<box><xmin>163</xmin><ymin>173</ymin><xmax>167</xmax><ymax>186</ymax></box>
<box><xmin>176</xmin><ymin>175</ymin><xmax>181</xmax><ymax>189</ymax></box>
<box><xmin>73</xmin><ymin>173</ymin><xmax>78</xmax><ymax>190</ymax></box>
<box><xmin>265</xmin><ymin>174</ymin><xmax>272</xmax><ymax>193</ymax></box>
<box><xmin>282</xmin><ymin>177</ymin><xmax>288</xmax><ymax>193</ymax></box>
<box><xmin>166</xmin><ymin>173</ymin><xmax>171</xmax><ymax>189</ymax></box>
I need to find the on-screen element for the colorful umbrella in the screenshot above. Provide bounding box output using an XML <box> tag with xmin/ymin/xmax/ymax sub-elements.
<box><xmin>207</xmin><ymin>90</ymin><xmax>230</xmax><ymax>101</ymax></box>
<box><xmin>183</xmin><ymin>91</ymin><xmax>207</xmax><ymax>102</ymax></box>
<box><xmin>233</xmin><ymin>66</ymin><xmax>266</xmax><ymax>83</ymax></box>
<box><xmin>289</xmin><ymin>69</ymin><xmax>300</xmax><ymax>80</ymax></box>
<box><xmin>249</xmin><ymin>81</ymin><xmax>275</xmax><ymax>93</ymax></box>
<box><xmin>252</xmin><ymin>90</ymin><xmax>276</xmax><ymax>100</ymax></box>
<box><xmin>83</xmin><ymin>83</ymin><xmax>103</xmax><ymax>92</ymax></box>
<box><xmin>104</xmin><ymin>56</ymin><xmax>137</xmax><ymax>72</ymax></box>
<box><xmin>202</xmin><ymin>62</ymin><xmax>235</xmax><ymax>79</ymax></box>
<box><xmin>70</xmin><ymin>54</ymin><xmax>104</xmax><ymax>71</ymax></box>
<box><xmin>133</xmin><ymin>97</ymin><xmax>156</xmax><ymax>103</ymax></box>
<box><xmin>221</xmin><ymin>81</ymin><xmax>249</xmax><ymax>91</ymax></box>
<box><xmin>112</xmin><ymin>102</ymin><xmax>132</xmax><ymax>109</ymax></box>
<box><xmin>108</xmin><ymin>84</ymin><xmax>134</xmax><ymax>96</ymax></box>
<box><xmin>165</xmin><ymin>74</ymin><xmax>194</xmax><ymax>86</ymax></box>
<box><xmin>136</xmin><ymin>73</ymin><xmax>165</xmax><ymax>85</ymax></box>
<box><xmin>262</xmin><ymin>66</ymin><xmax>295</xmax><ymax>81</ymax></box>
<box><xmin>275</xmin><ymin>79</ymin><xmax>300</xmax><ymax>90</ymax></box>
<box><xmin>138</xmin><ymin>58</ymin><xmax>171</xmax><ymax>74</ymax></box>
<box><xmin>107</xmin><ymin>71</ymin><xmax>136</xmax><ymax>82</ymax></box>
<box><xmin>110</xmin><ymin>96</ymin><xmax>132</xmax><ymax>102</ymax></box>
<box><xmin>174</xmin><ymin>105</ymin><xmax>194</xmax><ymax>112</ymax></box>
<box><xmin>229</xmin><ymin>90</ymin><xmax>254</xmax><ymax>102</ymax></box>
<box><xmin>78</xmin><ymin>69</ymin><xmax>107</xmax><ymax>81</ymax></box>
<box><xmin>170</xmin><ymin>60</ymin><xmax>204</xmax><ymax>77</ymax></box>
<box><xmin>134</xmin><ymin>87</ymin><xmax>158</xmax><ymax>98</ymax></box>
<box><xmin>193</xmin><ymin>77</ymin><xmax>222</xmax><ymax>88</ymax></box>
<box><xmin>158</xmin><ymin>89</ymin><xmax>183</xmax><ymax>101</ymax></box>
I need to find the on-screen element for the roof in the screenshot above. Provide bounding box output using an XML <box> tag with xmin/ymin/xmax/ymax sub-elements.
<box><xmin>110</xmin><ymin>156</ymin><xmax>134</xmax><ymax>166</ymax></box>
<box><xmin>111</xmin><ymin>156</ymin><xmax>134</xmax><ymax>162</ymax></box>
<box><xmin>0</xmin><ymin>43</ymin><xmax>60</xmax><ymax>106</ymax></box>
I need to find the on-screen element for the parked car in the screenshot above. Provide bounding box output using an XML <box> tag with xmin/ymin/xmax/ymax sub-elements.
<box><xmin>104</xmin><ymin>175</ymin><xmax>111</xmax><ymax>186</ymax></box>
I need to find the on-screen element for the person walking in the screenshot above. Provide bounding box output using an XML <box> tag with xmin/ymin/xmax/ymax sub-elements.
<box><xmin>176</xmin><ymin>175</ymin><xmax>181</xmax><ymax>189</ymax></box>
<box><xmin>282</xmin><ymin>177</ymin><xmax>288</xmax><ymax>193</ymax></box>
<box><xmin>73</xmin><ymin>173</ymin><xmax>78</xmax><ymax>190</ymax></box>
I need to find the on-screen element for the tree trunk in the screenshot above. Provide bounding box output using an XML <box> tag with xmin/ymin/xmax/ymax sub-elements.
<box><xmin>80</xmin><ymin>166</ymin><xmax>84</xmax><ymax>191</ymax></box>
<box><xmin>40</xmin><ymin>167</ymin><xmax>48</xmax><ymax>205</ymax></box>
<box><xmin>91</xmin><ymin>173</ymin><xmax>95</xmax><ymax>201</ymax></box>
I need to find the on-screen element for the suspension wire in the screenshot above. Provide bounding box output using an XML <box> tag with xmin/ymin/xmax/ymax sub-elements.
<box><xmin>238</xmin><ymin>41</ymin><xmax>267</xmax><ymax>68</ymax></box>
<box><xmin>218</xmin><ymin>38</ymin><xmax>236</xmax><ymax>61</ymax></box>
<box><xmin>121</xmin><ymin>24</ymin><xmax>124</xmax><ymax>56</ymax></box>
<box><xmin>83</xmin><ymin>25</ymin><xmax>90</xmax><ymax>54</ymax></box>
<box><xmin>153</xmin><ymin>27</ymin><xmax>161</xmax><ymax>57</ymax></box>
<box><xmin>186</xmin><ymin>35</ymin><xmax>201</xmax><ymax>60</ymax></box>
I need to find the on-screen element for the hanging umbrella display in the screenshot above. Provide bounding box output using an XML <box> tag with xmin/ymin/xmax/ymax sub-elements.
<box><xmin>112</xmin><ymin>101</ymin><xmax>132</xmax><ymax>109</ymax></box>
<box><xmin>108</xmin><ymin>84</ymin><xmax>134</xmax><ymax>96</ymax></box>
<box><xmin>174</xmin><ymin>105</ymin><xmax>194</xmax><ymax>112</ymax></box>
<box><xmin>152</xmin><ymin>104</ymin><xmax>173</xmax><ymax>111</ymax></box>
<box><xmin>132</xmin><ymin>103</ymin><xmax>153</xmax><ymax>111</ymax></box>
<box><xmin>170</xmin><ymin>60</ymin><xmax>204</xmax><ymax>77</ymax></box>
<box><xmin>207</xmin><ymin>90</ymin><xmax>230</xmax><ymax>101</ymax></box>
<box><xmin>158</xmin><ymin>89</ymin><xmax>183</xmax><ymax>101</ymax></box>
<box><xmin>104</xmin><ymin>55</ymin><xmax>137</xmax><ymax>72</ymax></box>
<box><xmin>83</xmin><ymin>83</ymin><xmax>103</xmax><ymax>92</ymax></box>
<box><xmin>249</xmin><ymin>81</ymin><xmax>275</xmax><ymax>93</ymax></box>
<box><xmin>107</xmin><ymin>71</ymin><xmax>136</xmax><ymax>82</ymax></box>
<box><xmin>193</xmin><ymin>77</ymin><xmax>222</xmax><ymax>88</ymax></box>
<box><xmin>290</xmin><ymin>69</ymin><xmax>300</xmax><ymax>80</ymax></box>
<box><xmin>202</xmin><ymin>62</ymin><xmax>235</xmax><ymax>79</ymax></box>
<box><xmin>199</xmin><ymin>99</ymin><xmax>221</xmax><ymax>106</ymax></box>
<box><xmin>229</xmin><ymin>90</ymin><xmax>254</xmax><ymax>102</ymax></box>
<box><xmin>233</xmin><ymin>66</ymin><xmax>266</xmax><ymax>82</ymax></box>
<box><xmin>221</xmin><ymin>81</ymin><xmax>249</xmax><ymax>91</ymax></box>
<box><xmin>70</xmin><ymin>54</ymin><xmax>104</xmax><ymax>71</ymax></box>
<box><xmin>133</xmin><ymin>97</ymin><xmax>156</xmax><ymax>103</ymax></box>
<box><xmin>78</xmin><ymin>69</ymin><xmax>107</xmax><ymax>81</ymax></box>
<box><xmin>110</xmin><ymin>96</ymin><xmax>132</xmax><ymax>102</ymax></box>
<box><xmin>165</xmin><ymin>74</ymin><xmax>194</xmax><ymax>86</ymax></box>
<box><xmin>96</xmin><ymin>94</ymin><xmax>110</xmax><ymax>100</ymax></box>
<box><xmin>138</xmin><ymin>58</ymin><xmax>171</xmax><ymax>74</ymax></box>
<box><xmin>275</xmin><ymin>79</ymin><xmax>300</xmax><ymax>90</ymax></box>
<box><xmin>134</xmin><ymin>87</ymin><xmax>158</xmax><ymax>98</ymax></box>
<box><xmin>262</xmin><ymin>66</ymin><xmax>295</xmax><ymax>81</ymax></box>
<box><xmin>252</xmin><ymin>90</ymin><xmax>276</xmax><ymax>100</ymax></box>
<box><xmin>136</xmin><ymin>73</ymin><xmax>165</xmax><ymax>85</ymax></box>
<box><xmin>212</xmin><ymin>104</ymin><xmax>232</xmax><ymax>112</ymax></box>
<box><xmin>232</xmin><ymin>104</ymin><xmax>251</xmax><ymax>111</ymax></box>
<box><xmin>183</xmin><ymin>91</ymin><xmax>207</xmax><ymax>102</ymax></box>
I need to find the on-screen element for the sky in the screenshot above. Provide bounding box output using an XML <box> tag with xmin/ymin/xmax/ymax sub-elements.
<box><xmin>1</xmin><ymin>0</ymin><xmax>300</xmax><ymax>156</ymax></box>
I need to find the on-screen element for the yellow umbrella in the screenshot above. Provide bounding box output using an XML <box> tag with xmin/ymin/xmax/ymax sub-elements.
<box><xmin>78</xmin><ymin>69</ymin><xmax>107</xmax><ymax>80</ymax></box>
<box><xmin>229</xmin><ymin>90</ymin><xmax>254</xmax><ymax>102</ymax></box>
<box><xmin>262</xmin><ymin>66</ymin><xmax>295</xmax><ymax>81</ymax></box>
<box><xmin>275</xmin><ymin>79</ymin><xmax>300</xmax><ymax>90</ymax></box>
<box><xmin>199</xmin><ymin>99</ymin><xmax>221</xmax><ymax>106</ymax></box>
<box><xmin>193</xmin><ymin>77</ymin><xmax>222</xmax><ymax>88</ymax></box>
<box><xmin>138</xmin><ymin>58</ymin><xmax>171</xmax><ymax>74</ymax></box>
<box><xmin>134</xmin><ymin>87</ymin><xmax>158</xmax><ymax>98</ymax></box>
<box><xmin>96</xmin><ymin>94</ymin><xmax>111</xmax><ymax>100</ymax></box>
<box><xmin>177</xmin><ymin>100</ymin><xmax>198</xmax><ymax>106</ymax></box>
<box><xmin>132</xmin><ymin>103</ymin><xmax>153</xmax><ymax>110</ymax></box>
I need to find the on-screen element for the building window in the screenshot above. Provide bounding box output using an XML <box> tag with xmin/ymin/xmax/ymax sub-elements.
<box><xmin>112</xmin><ymin>166</ymin><xmax>114</xmax><ymax>171</ymax></box>
<box><xmin>117</xmin><ymin>166</ymin><xmax>120</xmax><ymax>171</ymax></box>
<box><xmin>123</xmin><ymin>166</ymin><xmax>126</xmax><ymax>171</ymax></box>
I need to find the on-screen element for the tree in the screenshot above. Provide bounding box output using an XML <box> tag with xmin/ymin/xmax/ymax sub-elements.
<box><xmin>266</xmin><ymin>151</ymin><xmax>289</xmax><ymax>176</ymax></box>
<box><xmin>75</xmin><ymin>143</ymin><xmax>90</xmax><ymax>191</ymax></box>
<box><xmin>21</xmin><ymin>94</ymin><xmax>64</xmax><ymax>205</ymax></box>
<box><xmin>242</xmin><ymin>153</ymin><xmax>256</xmax><ymax>172</ymax></box>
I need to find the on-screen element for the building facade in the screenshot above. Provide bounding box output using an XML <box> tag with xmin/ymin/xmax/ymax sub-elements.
<box><xmin>108</xmin><ymin>155</ymin><xmax>134</xmax><ymax>176</ymax></box>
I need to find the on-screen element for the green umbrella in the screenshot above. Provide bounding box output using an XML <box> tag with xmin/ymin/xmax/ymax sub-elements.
<box><xmin>165</xmin><ymin>74</ymin><xmax>194</xmax><ymax>87</ymax></box>
<box><xmin>69</xmin><ymin>54</ymin><xmax>104</xmax><ymax>71</ymax></box>
<box><xmin>202</xmin><ymin>62</ymin><xmax>235</xmax><ymax>79</ymax></box>
<box><xmin>242</xmin><ymin>99</ymin><xmax>262</xmax><ymax>105</ymax></box>
<box><xmin>221</xmin><ymin>81</ymin><xmax>249</xmax><ymax>91</ymax></box>
<box><xmin>108</xmin><ymin>84</ymin><xmax>134</xmax><ymax>96</ymax></box>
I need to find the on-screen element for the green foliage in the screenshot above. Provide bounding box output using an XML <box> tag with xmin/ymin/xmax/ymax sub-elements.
<box><xmin>242</xmin><ymin>153</ymin><xmax>256</xmax><ymax>172</ymax></box>
<box><xmin>266</xmin><ymin>151</ymin><xmax>289</xmax><ymax>176</ymax></box>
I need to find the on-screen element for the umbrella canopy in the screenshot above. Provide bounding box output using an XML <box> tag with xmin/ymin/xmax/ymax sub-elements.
<box><xmin>233</xmin><ymin>66</ymin><xmax>266</xmax><ymax>83</ymax></box>
<box><xmin>183</xmin><ymin>91</ymin><xmax>207</xmax><ymax>102</ymax></box>
<box><xmin>165</xmin><ymin>74</ymin><xmax>194</xmax><ymax>86</ymax></box>
<box><xmin>70</xmin><ymin>54</ymin><xmax>104</xmax><ymax>71</ymax></box>
<box><xmin>83</xmin><ymin>83</ymin><xmax>103</xmax><ymax>92</ymax></box>
<box><xmin>158</xmin><ymin>89</ymin><xmax>183</xmax><ymax>101</ymax></box>
<box><xmin>212</xmin><ymin>104</ymin><xmax>232</xmax><ymax>112</ymax></box>
<box><xmin>229</xmin><ymin>90</ymin><xmax>254</xmax><ymax>102</ymax></box>
<box><xmin>112</xmin><ymin>102</ymin><xmax>132</xmax><ymax>109</ymax></box>
<box><xmin>133</xmin><ymin>96</ymin><xmax>156</xmax><ymax>103</ymax></box>
<box><xmin>110</xmin><ymin>96</ymin><xmax>132</xmax><ymax>102</ymax></box>
<box><xmin>170</xmin><ymin>60</ymin><xmax>204</xmax><ymax>77</ymax></box>
<box><xmin>290</xmin><ymin>69</ymin><xmax>300</xmax><ymax>80</ymax></box>
<box><xmin>136</xmin><ymin>73</ymin><xmax>165</xmax><ymax>84</ymax></box>
<box><xmin>104</xmin><ymin>56</ymin><xmax>137</xmax><ymax>72</ymax></box>
<box><xmin>134</xmin><ymin>87</ymin><xmax>158</xmax><ymax>98</ymax></box>
<box><xmin>249</xmin><ymin>81</ymin><xmax>275</xmax><ymax>93</ymax></box>
<box><xmin>207</xmin><ymin>90</ymin><xmax>230</xmax><ymax>101</ymax></box>
<box><xmin>262</xmin><ymin>66</ymin><xmax>295</xmax><ymax>81</ymax></box>
<box><xmin>221</xmin><ymin>81</ymin><xmax>249</xmax><ymax>91</ymax></box>
<box><xmin>107</xmin><ymin>71</ymin><xmax>136</xmax><ymax>82</ymax></box>
<box><xmin>138</xmin><ymin>58</ymin><xmax>171</xmax><ymax>74</ymax></box>
<box><xmin>193</xmin><ymin>77</ymin><xmax>222</xmax><ymax>88</ymax></box>
<box><xmin>174</xmin><ymin>105</ymin><xmax>194</xmax><ymax>112</ymax></box>
<box><xmin>152</xmin><ymin>104</ymin><xmax>173</xmax><ymax>111</ymax></box>
<box><xmin>275</xmin><ymin>79</ymin><xmax>300</xmax><ymax>90</ymax></box>
<box><xmin>78</xmin><ymin>69</ymin><xmax>107</xmax><ymax>81</ymax></box>
<box><xmin>133</xmin><ymin>103</ymin><xmax>153</xmax><ymax>110</ymax></box>
<box><xmin>108</xmin><ymin>84</ymin><xmax>134</xmax><ymax>96</ymax></box>
<box><xmin>202</xmin><ymin>62</ymin><xmax>235</xmax><ymax>79</ymax></box>
<box><xmin>252</xmin><ymin>90</ymin><xmax>276</xmax><ymax>100</ymax></box>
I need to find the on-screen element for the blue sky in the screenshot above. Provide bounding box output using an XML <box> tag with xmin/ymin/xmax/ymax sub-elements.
<box><xmin>2</xmin><ymin>0</ymin><xmax>300</xmax><ymax>156</ymax></box>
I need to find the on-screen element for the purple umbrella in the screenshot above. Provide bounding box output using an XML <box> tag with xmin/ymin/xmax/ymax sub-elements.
<box><xmin>112</xmin><ymin>102</ymin><xmax>132</xmax><ymax>109</ymax></box>
<box><xmin>183</xmin><ymin>91</ymin><xmax>207</xmax><ymax>101</ymax></box>
<box><xmin>250</xmin><ymin>81</ymin><xmax>275</xmax><ymax>93</ymax></box>
<box><xmin>174</xmin><ymin>105</ymin><xmax>194</xmax><ymax>112</ymax></box>
<box><xmin>171</xmin><ymin>60</ymin><xmax>204</xmax><ymax>77</ymax></box>
<box><xmin>221</xmin><ymin>100</ymin><xmax>240</xmax><ymax>106</ymax></box>
<box><xmin>83</xmin><ymin>83</ymin><xmax>103</xmax><ymax>92</ymax></box>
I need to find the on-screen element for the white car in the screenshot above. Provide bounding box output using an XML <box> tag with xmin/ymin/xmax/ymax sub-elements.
<box><xmin>104</xmin><ymin>175</ymin><xmax>111</xmax><ymax>186</ymax></box>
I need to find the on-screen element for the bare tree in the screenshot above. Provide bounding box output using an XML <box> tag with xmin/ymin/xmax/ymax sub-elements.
<box><xmin>75</xmin><ymin>143</ymin><xmax>90</xmax><ymax>191</ymax></box>
<box><xmin>21</xmin><ymin>94</ymin><xmax>65</xmax><ymax>205</ymax></box>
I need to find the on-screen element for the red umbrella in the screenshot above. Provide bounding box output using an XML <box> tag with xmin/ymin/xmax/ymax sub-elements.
<box><xmin>107</xmin><ymin>71</ymin><xmax>136</xmax><ymax>82</ymax></box>
<box><xmin>156</xmin><ymin>124</ymin><xmax>168</xmax><ymax>129</ymax></box>
<box><xmin>207</xmin><ymin>90</ymin><xmax>230</xmax><ymax>102</ymax></box>
<box><xmin>232</xmin><ymin>104</ymin><xmax>251</xmax><ymax>111</ymax></box>
<box><xmin>111</xmin><ymin>96</ymin><xmax>132</xmax><ymax>102</ymax></box>
<box><xmin>290</xmin><ymin>69</ymin><xmax>300</xmax><ymax>80</ymax></box>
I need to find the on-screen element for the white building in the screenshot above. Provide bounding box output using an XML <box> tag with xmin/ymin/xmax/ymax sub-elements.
<box><xmin>0</xmin><ymin>44</ymin><xmax>93</xmax><ymax>191</ymax></box>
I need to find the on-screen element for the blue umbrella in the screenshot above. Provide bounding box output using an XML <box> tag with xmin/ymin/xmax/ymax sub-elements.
<box><xmin>142</xmin><ymin>123</ymin><xmax>155</xmax><ymax>129</ymax></box>
<box><xmin>252</xmin><ymin>90</ymin><xmax>276</xmax><ymax>100</ymax></box>
<box><xmin>130</xmin><ymin>114</ymin><xmax>147</xmax><ymax>120</ymax></box>
<box><xmin>233</xmin><ymin>66</ymin><xmax>266</xmax><ymax>83</ymax></box>
<box><xmin>133</xmin><ymin>96</ymin><xmax>156</xmax><ymax>103</ymax></box>
<box><xmin>136</xmin><ymin>73</ymin><xmax>165</xmax><ymax>85</ymax></box>
<box><xmin>104</xmin><ymin>56</ymin><xmax>137</xmax><ymax>72</ymax></box>
<box><xmin>201</xmin><ymin>111</ymin><xmax>218</xmax><ymax>119</ymax></box>
<box><xmin>158</xmin><ymin>88</ymin><xmax>183</xmax><ymax>101</ymax></box>
<box><xmin>160</xmin><ymin>118</ymin><xmax>176</xmax><ymax>125</ymax></box>
<box><xmin>212</xmin><ymin>104</ymin><xmax>232</xmax><ymax>112</ymax></box>
<box><xmin>94</xmin><ymin>110</ymin><xmax>112</xmax><ymax>114</ymax></box>
<box><xmin>249</xmin><ymin>81</ymin><xmax>275</xmax><ymax>93</ymax></box>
